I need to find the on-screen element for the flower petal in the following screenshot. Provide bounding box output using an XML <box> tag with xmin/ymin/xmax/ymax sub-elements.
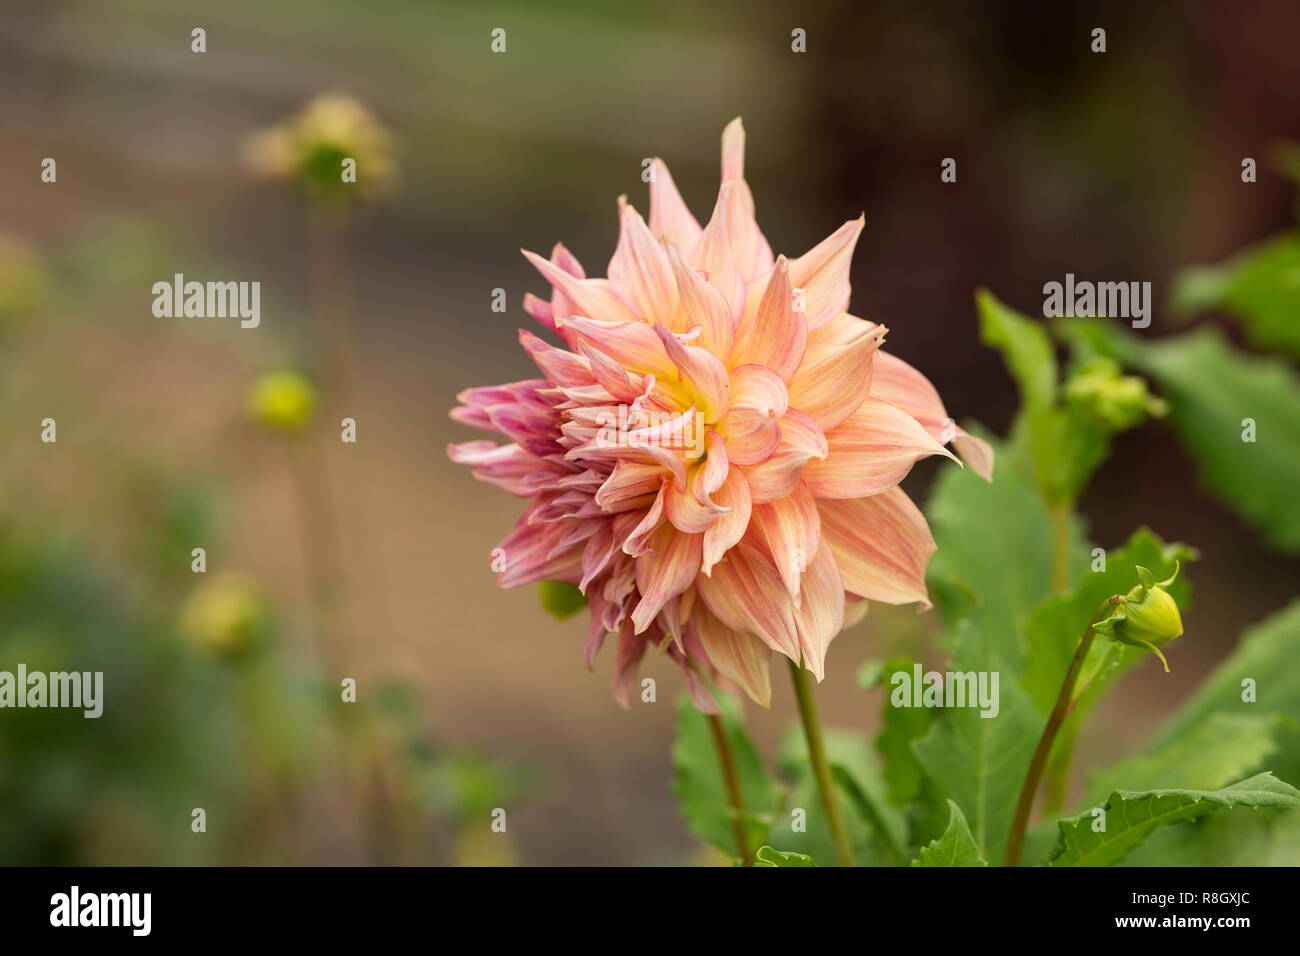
<box><xmin>612</xmin><ymin>620</ymin><xmax>649</xmax><ymax>708</ymax></box>
<box><xmin>750</xmin><ymin>480</ymin><xmax>821</xmax><ymax>607</ymax></box>
<box><xmin>872</xmin><ymin>350</ymin><xmax>994</xmax><ymax>481</ymax></box>
<box><xmin>802</xmin><ymin>398</ymin><xmax>955</xmax><ymax>499</ymax></box>
<box><xmin>788</xmin><ymin>216</ymin><xmax>864</xmax><ymax>331</ymax></box>
<box><xmin>664</xmin><ymin>239</ymin><xmax>734</xmax><ymax>360</ymax></box>
<box><xmin>653</xmin><ymin>323</ymin><xmax>732</xmax><ymax>422</ymax></box>
<box><xmin>817</xmin><ymin>488</ymin><xmax>935</xmax><ymax>607</ymax></box>
<box><xmin>608</xmin><ymin>198</ymin><xmax>678</xmax><ymax>323</ymax></box>
<box><xmin>720</xmin><ymin>118</ymin><xmax>775</xmax><ymax>282</ymax></box>
<box><xmin>648</xmin><ymin>158</ymin><xmax>703</xmax><ymax>247</ymax></box>
<box><xmin>742</xmin><ymin>409</ymin><xmax>829</xmax><ymax>504</ymax></box>
<box><xmin>689</xmin><ymin>185</ymin><xmax>747</xmax><ymax>321</ymax></box>
<box><xmin>792</xmin><ymin>538</ymin><xmax>845</xmax><ymax>682</ymax></box>
<box><xmin>730</xmin><ymin>256</ymin><xmax>807</xmax><ymax>382</ymax></box>
<box><xmin>632</xmin><ymin>525</ymin><xmax>703</xmax><ymax>633</ymax></box>
<box><xmin>555</xmin><ymin>315</ymin><xmax>677</xmax><ymax>382</ymax></box>
<box><xmin>693</xmin><ymin>601</ymin><xmax>772</xmax><ymax>707</ymax></box>
<box><xmin>519</xmin><ymin>329</ymin><xmax>596</xmax><ymax>387</ymax></box>
<box><xmin>701</xmin><ymin>466</ymin><xmax>751</xmax><ymax>575</ymax></box>
<box><xmin>787</xmin><ymin>322</ymin><xmax>887</xmax><ymax>431</ymax></box>
<box><xmin>697</xmin><ymin>536</ymin><xmax>800</xmax><ymax>661</ymax></box>
<box><xmin>523</xmin><ymin>248</ymin><xmax>638</xmax><ymax>325</ymax></box>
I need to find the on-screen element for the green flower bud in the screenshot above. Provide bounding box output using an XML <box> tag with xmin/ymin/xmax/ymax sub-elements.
<box><xmin>1065</xmin><ymin>357</ymin><xmax>1167</xmax><ymax>432</ymax></box>
<box><xmin>250</xmin><ymin>369</ymin><xmax>317</xmax><ymax>434</ymax></box>
<box><xmin>1093</xmin><ymin>563</ymin><xmax>1184</xmax><ymax>672</ymax></box>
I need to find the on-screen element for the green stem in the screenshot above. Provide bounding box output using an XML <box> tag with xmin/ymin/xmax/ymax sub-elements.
<box><xmin>707</xmin><ymin>713</ymin><xmax>753</xmax><ymax>866</ymax></box>
<box><xmin>1004</xmin><ymin>597</ymin><xmax>1116</xmax><ymax>866</ymax></box>
<box><xmin>787</xmin><ymin>659</ymin><xmax>854</xmax><ymax>867</ymax></box>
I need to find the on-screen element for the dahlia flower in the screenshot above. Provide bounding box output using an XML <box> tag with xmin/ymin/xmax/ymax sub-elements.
<box><xmin>449</xmin><ymin>119</ymin><xmax>991</xmax><ymax>711</ymax></box>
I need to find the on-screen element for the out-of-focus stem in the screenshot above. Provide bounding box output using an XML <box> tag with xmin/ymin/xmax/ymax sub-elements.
<box><xmin>707</xmin><ymin>713</ymin><xmax>753</xmax><ymax>866</ymax></box>
<box><xmin>787</xmin><ymin>659</ymin><xmax>854</xmax><ymax>867</ymax></box>
<box><xmin>1004</xmin><ymin>597</ymin><xmax>1116</xmax><ymax>866</ymax></box>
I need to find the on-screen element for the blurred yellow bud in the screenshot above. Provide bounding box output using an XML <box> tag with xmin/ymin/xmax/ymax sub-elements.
<box><xmin>181</xmin><ymin>574</ymin><xmax>268</xmax><ymax>658</ymax></box>
<box><xmin>250</xmin><ymin>369</ymin><xmax>317</xmax><ymax>434</ymax></box>
<box><xmin>0</xmin><ymin>234</ymin><xmax>48</xmax><ymax>326</ymax></box>
<box><xmin>242</xmin><ymin>93</ymin><xmax>395</xmax><ymax>202</ymax></box>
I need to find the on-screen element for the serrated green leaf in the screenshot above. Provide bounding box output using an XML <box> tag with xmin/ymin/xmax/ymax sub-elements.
<box><xmin>753</xmin><ymin>845</ymin><xmax>815</xmax><ymax>867</ymax></box>
<box><xmin>1153</xmin><ymin>598</ymin><xmax>1300</xmax><ymax>782</ymax></box>
<box><xmin>1170</xmin><ymin>233</ymin><xmax>1300</xmax><ymax>357</ymax></box>
<box><xmin>911</xmin><ymin>670</ymin><xmax>1041</xmax><ymax>862</ymax></box>
<box><xmin>1125</xmin><ymin>798</ymin><xmax>1300</xmax><ymax>866</ymax></box>
<box><xmin>671</xmin><ymin>693</ymin><xmax>780</xmax><ymax>858</ymax></box>
<box><xmin>1058</xmin><ymin>321</ymin><xmax>1300</xmax><ymax>552</ymax></box>
<box><xmin>1048</xmin><ymin>772</ymin><xmax>1300</xmax><ymax>867</ymax></box>
<box><xmin>1083</xmin><ymin>712</ymin><xmax>1285</xmax><ymax>808</ymax></box>
<box><xmin>913</xmin><ymin>800</ymin><xmax>987</xmax><ymax>867</ymax></box>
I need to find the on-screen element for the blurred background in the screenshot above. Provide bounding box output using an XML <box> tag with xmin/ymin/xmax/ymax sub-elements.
<box><xmin>1</xmin><ymin>0</ymin><xmax>1297</xmax><ymax>865</ymax></box>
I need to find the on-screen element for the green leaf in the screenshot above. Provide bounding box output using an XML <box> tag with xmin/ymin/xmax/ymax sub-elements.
<box><xmin>769</xmin><ymin>728</ymin><xmax>899</xmax><ymax>865</ymax></box>
<box><xmin>913</xmin><ymin>800</ymin><xmax>987</xmax><ymax>867</ymax></box>
<box><xmin>1048</xmin><ymin>772</ymin><xmax>1300</xmax><ymax>867</ymax></box>
<box><xmin>753</xmin><ymin>845</ymin><xmax>815</xmax><ymax>867</ymax></box>
<box><xmin>1170</xmin><ymin>233</ymin><xmax>1300</xmax><ymax>357</ymax></box>
<box><xmin>1124</xmin><ymin>798</ymin><xmax>1300</xmax><ymax>866</ymax></box>
<box><xmin>537</xmin><ymin>580</ymin><xmax>586</xmax><ymax>619</ymax></box>
<box><xmin>832</xmin><ymin>764</ymin><xmax>907</xmax><ymax>862</ymax></box>
<box><xmin>927</xmin><ymin>433</ymin><xmax>1088</xmax><ymax>670</ymax></box>
<box><xmin>911</xmin><ymin>669</ymin><xmax>1041</xmax><ymax>862</ymax></box>
<box><xmin>1153</xmin><ymin>598</ymin><xmax>1300</xmax><ymax>782</ymax></box>
<box><xmin>671</xmin><ymin>693</ymin><xmax>780</xmax><ymax>857</ymax></box>
<box><xmin>1082</xmin><ymin>712</ymin><xmax>1286</xmax><ymax>812</ymax></box>
<box><xmin>977</xmin><ymin>288</ymin><xmax>1057</xmax><ymax>412</ymax></box>
<box><xmin>873</xmin><ymin>658</ymin><xmax>934</xmax><ymax>807</ymax></box>
<box><xmin>1059</xmin><ymin>322</ymin><xmax>1300</xmax><ymax>552</ymax></box>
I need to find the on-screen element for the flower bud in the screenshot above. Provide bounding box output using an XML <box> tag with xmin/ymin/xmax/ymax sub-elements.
<box><xmin>1065</xmin><ymin>357</ymin><xmax>1167</xmax><ymax>432</ymax></box>
<box><xmin>1093</xmin><ymin>563</ymin><xmax>1184</xmax><ymax>672</ymax></box>
<box><xmin>0</xmin><ymin>233</ymin><xmax>47</xmax><ymax>328</ymax></box>
<box><xmin>180</xmin><ymin>574</ymin><xmax>269</xmax><ymax>659</ymax></box>
<box><xmin>538</xmin><ymin>580</ymin><xmax>586</xmax><ymax>620</ymax></box>
<box><xmin>250</xmin><ymin>369</ymin><xmax>317</xmax><ymax>435</ymax></box>
<box><xmin>242</xmin><ymin>93</ymin><xmax>395</xmax><ymax>203</ymax></box>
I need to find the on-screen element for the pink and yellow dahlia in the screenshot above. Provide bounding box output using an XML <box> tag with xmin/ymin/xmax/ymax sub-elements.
<box><xmin>449</xmin><ymin>119</ymin><xmax>992</xmax><ymax>711</ymax></box>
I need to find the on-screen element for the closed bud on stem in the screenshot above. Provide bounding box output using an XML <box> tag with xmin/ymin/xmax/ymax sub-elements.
<box><xmin>1093</xmin><ymin>563</ymin><xmax>1184</xmax><ymax>672</ymax></box>
<box><xmin>1065</xmin><ymin>357</ymin><xmax>1167</xmax><ymax>432</ymax></box>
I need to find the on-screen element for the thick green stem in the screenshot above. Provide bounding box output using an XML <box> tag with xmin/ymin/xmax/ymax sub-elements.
<box><xmin>707</xmin><ymin>713</ymin><xmax>753</xmax><ymax>866</ymax></box>
<box><xmin>787</xmin><ymin>659</ymin><xmax>854</xmax><ymax>867</ymax></box>
<box><xmin>1004</xmin><ymin>597</ymin><xmax>1116</xmax><ymax>866</ymax></box>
